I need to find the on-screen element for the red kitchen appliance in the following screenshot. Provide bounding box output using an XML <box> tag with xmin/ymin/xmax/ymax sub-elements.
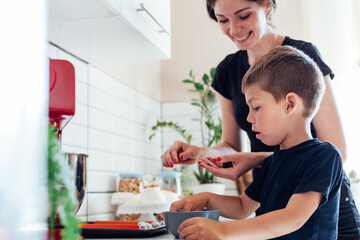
<box><xmin>48</xmin><ymin>59</ymin><xmax>87</xmax><ymax>240</ymax></box>
<box><xmin>49</xmin><ymin>58</ymin><xmax>75</xmax><ymax>141</ymax></box>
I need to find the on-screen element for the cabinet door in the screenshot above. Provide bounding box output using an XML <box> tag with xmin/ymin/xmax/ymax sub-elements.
<box><xmin>140</xmin><ymin>0</ymin><xmax>171</xmax><ymax>33</ymax></box>
<box><xmin>49</xmin><ymin>0</ymin><xmax>171</xmax><ymax>62</ymax></box>
<box><xmin>120</xmin><ymin>0</ymin><xmax>171</xmax><ymax>58</ymax></box>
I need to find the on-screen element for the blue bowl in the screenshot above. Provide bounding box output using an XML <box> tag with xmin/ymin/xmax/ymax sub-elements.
<box><xmin>206</xmin><ymin>209</ymin><xmax>220</xmax><ymax>220</ymax></box>
<box><xmin>163</xmin><ymin>210</ymin><xmax>220</xmax><ymax>238</ymax></box>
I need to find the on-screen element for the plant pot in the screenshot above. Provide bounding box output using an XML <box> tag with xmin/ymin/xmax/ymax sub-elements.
<box><xmin>47</xmin><ymin>229</ymin><xmax>62</xmax><ymax>240</ymax></box>
<box><xmin>48</xmin><ymin>229</ymin><xmax>84</xmax><ymax>240</ymax></box>
<box><xmin>191</xmin><ymin>183</ymin><xmax>225</xmax><ymax>195</ymax></box>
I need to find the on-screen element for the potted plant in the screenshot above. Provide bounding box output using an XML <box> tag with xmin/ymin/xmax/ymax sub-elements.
<box><xmin>150</xmin><ymin>68</ymin><xmax>225</xmax><ymax>194</ymax></box>
<box><xmin>48</xmin><ymin>125</ymin><xmax>82</xmax><ymax>240</ymax></box>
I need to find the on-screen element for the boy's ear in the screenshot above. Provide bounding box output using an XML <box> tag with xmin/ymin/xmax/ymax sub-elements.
<box><xmin>285</xmin><ymin>92</ymin><xmax>297</xmax><ymax>115</ymax></box>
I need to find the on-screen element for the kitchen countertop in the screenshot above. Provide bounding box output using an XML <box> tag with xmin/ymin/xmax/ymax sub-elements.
<box><xmin>84</xmin><ymin>233</ymin><xmax>175</xmax><ymax>239</ymax></box>
<box><xmin>83</xmin><ymin>217</ymin><xmax>237</xmax><ymax>239</ymax></box>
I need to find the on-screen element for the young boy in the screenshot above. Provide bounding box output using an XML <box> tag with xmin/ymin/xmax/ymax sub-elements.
<box><xmin>171</xmin><ymin>46</ymin><xmax>343</xmax><ymax>239</ymax></box>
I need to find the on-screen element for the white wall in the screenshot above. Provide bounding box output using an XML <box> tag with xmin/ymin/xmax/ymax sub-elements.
<box><xmin>299</xmin><ymin>0</ymin><xmax>360</xmax><ymax>173</ymax></box>
<box><xmin>48</xmin><ymin>44</ymin><xmax>163</xmax><ymax>221</ymax></box>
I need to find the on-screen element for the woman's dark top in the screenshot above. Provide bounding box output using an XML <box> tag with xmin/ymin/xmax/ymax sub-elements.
<box><xmin>211</xmin><ymin>36</ymin><xmax>360</xmax><ymax>239</ymax></box>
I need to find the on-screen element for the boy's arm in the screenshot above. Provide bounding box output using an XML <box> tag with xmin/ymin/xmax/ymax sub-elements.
<box><xmin>220</xmin><ymin>191</ymin><xmax>322</xmax><ymax>240</ymax></box>
<box><xmin>171</xmin><ymin>192</ymin><xmax>260</xmax><ymax>220</ymax></box>
<box><xmin>206</xmin><ymin>192</ymin><xmax>260</xmax><ymax>220</ymax></box>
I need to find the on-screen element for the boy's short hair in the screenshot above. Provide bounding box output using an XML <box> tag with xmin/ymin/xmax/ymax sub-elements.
<box><xmin>242</xmin><ymin>46</ymin><xmax>325</xmax><ymax>119</ymax></box>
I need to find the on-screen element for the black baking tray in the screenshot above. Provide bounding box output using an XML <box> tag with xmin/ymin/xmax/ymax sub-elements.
<box><xmin>81</xmin><ymin>226</ymin><xmax>168</xmax><ymax>238</ymax></box>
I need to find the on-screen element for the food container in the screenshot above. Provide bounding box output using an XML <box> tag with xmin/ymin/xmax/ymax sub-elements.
<box><xmin>116</xmin><ymin>173</ymin><xmax>144</xmax><ymax>221</ymax></box>
<box><xmin>118</xmin><ymin>173</ymin><xmax>144</xmax><ymax>194</ymax></box>
<box><xmin>156</xmin><ymin>172</ymin><xmax>182</xmax><ymax>196</ymax></box>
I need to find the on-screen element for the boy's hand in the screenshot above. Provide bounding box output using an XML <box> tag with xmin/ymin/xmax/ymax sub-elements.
<box><xmin>178</xmin><ymin>217</ymin><xmax>223</xmax><ymax>240</ymax></box>
<box><xmin>170</xmin><ymin>193</ymin><xmax>209</xmax><ymax>212</ymax></box>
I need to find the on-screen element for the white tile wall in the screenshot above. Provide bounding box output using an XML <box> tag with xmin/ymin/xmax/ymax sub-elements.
<box><xmin>48</xmin><ymin>44</ymin><xmax>162</xmax><ymax>221</ymax></box>
<box><xmin>48</xmin><ymin>44</ymin><xmax>238</xmax><ymax>222</ymax></box>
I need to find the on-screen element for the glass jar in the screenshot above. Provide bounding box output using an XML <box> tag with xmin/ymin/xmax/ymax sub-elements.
<box><xmin>118</xmin><ymin>173</ymin><xmax>144</xmax><ymax>194</ymax></box>
<box><xmin>116</xmin><ymin>173</ymin><xmax>144</xmax><ymax>221</ymax></box>
<box><xmin>156</xmin><ymin>172</ymin><xmax>182</xmax><ymax>196</ymax></box>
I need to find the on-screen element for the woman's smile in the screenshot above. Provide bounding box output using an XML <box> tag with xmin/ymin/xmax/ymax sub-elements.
<box><xmin>233</xmin><ymin>31</ymin><xmax>252</xmax><ymax>46</ymax></box>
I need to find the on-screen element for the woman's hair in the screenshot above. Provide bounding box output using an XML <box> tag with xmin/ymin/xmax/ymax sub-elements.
<box><xmin>206</xmin><ymin>0</ymin><xmax>277</xmax><ymax>23</ymax></box>
<box><xmin>242</xmin><ymin>46</ymin><xmax>325</xmax><ymax>119</ymax></box>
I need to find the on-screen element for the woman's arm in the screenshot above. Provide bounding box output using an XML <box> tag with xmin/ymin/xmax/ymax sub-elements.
<box><xmin>161</xmin><ymin>95</ymin><xmax>242</xmax><ymax>167</ymax></box>
<box><xmin>312</xmin><ymin>75</ymin><xmax>347</xmax><ymax>161</ymax></box>
<box><xmin>216</xmin><ymin>94</ymin><xmax>242</xmax><ymax>152</ymax></box>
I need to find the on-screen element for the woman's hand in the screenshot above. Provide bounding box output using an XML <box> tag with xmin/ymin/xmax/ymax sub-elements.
<box><xmin>170</xmin><ymin>193</ymin><xmax>209</xmax><ymax>212</ymax></box>
<box><xmin>161</xmin><ymin>141</ymin><xmax>206</xmax><ymax>168</ymax></box>
<box><xmin>198</xmin><ymin>152</ymin><xmax>270</xmax><ymax>181</ymax></box>
<box><xmin>178</xmin><ymin>218</ymin><xmax>223</xmax><ymax>240</ymax></box>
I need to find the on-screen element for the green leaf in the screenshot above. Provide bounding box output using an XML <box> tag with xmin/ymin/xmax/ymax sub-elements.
<box><xmin>202</xmin><ymin>74</ymin><xmax>210</xmax><ymax>85</ymax></box>
<box><xmin>148</xmin><ymin>120</ymin><xmax>192</xmax><ymax>144</ymax></box>
<box><xmin>48</xmin><ymin>125</ymin><xmax>82</xmax><ymax>239</ymax></box>
<box><xmin>194</xmin><ymin>83</ymin><xmax>204</xmax><ymax>92</ymax></box>
<box><xmin>189</xmin><ymin>69</ymin><xmax>194</xmax><ymax>78</ymax></box>
<box><xmin>149</xmin><ymin>133</ymin><xmax>155</xmax><ymax>140</ymax></box>
<box><xmin>204</xmin><ymin>170</ymin><xmax>209</xmax><ymax>183</ymax></box>
<box><xmin>210</xmin><ymin>68</ymin><xmax>216</xmax><ymax>79</ymax></box>
<box><xmin>193</xmin><ymin>171</ymin><xmax>201</xmax><ymax>182</ymax></box>
<box><xmin>191</xmin><ymin>102</ymin><xmax>201</xmax><ymax>107</ymax></box>
<box><xmin>183</xmin><ymin>79</ymin><xmax>193</xmax><ymax>84</ymax></box>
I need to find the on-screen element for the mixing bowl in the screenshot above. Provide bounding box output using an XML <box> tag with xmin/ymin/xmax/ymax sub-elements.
<box><xmin>207</xmin><ymin>209</ymin><xmax>221</xmax><ymax>221</ymax></box>
<box><xmin>163</xmin><ymin>209</ymin><xmax>220</xmax><ymax>238</ymax></box>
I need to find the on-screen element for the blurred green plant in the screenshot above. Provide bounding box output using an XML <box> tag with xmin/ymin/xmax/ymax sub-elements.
<box><xmin>150</xmin><ymin>68</ymin><xmax>222</xmax><ymax>184</ymax></box>
<box><xmin>349</xmin><ymin>170</ymin><xmax>360</xmax><ymax>184</ymax></box>
<box><xmin>48</xmin><ymin>125</ymin><xmax>82</xmax><ymax>239</ymax></box>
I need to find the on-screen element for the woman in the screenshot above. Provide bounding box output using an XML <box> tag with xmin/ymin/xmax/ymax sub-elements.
<box><xmin>161</xmin><ymin>0</ymin><xmax>360</xmax><ymax>238</ymax></box>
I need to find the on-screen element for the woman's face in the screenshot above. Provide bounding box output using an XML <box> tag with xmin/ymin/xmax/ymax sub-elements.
<box><xmin>213</xmin><ymin>0</ymin><xmax>271</xmax><ymax>50</ymax></box>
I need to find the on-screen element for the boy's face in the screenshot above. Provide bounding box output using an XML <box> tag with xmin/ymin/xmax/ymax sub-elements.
<box><xmin>244</xmin><ymin>84</ymin><xmax>289</xmax><ymax>146</ymax></box>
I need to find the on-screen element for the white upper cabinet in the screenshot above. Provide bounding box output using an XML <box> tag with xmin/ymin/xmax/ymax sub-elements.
<box><xmin>48</xmin><ymin>0</ymin><xmax>171</xmax><ymax>63</ymax></box>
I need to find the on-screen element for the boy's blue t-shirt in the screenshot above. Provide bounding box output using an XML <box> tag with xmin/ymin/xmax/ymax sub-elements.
<box><xmin>245</xmin><ymin>138</ymin><xmax>343</xmax><ymax>239</ymax></box>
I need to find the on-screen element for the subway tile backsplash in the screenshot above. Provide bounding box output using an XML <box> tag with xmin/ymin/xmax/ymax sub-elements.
<box><xmin>49</xmin><ymin>44</ymin><xmax>162</xmax><ymax>221</ymax></box>
<box><xmin>48</xmin><ymin>44</ymin><xmax>237</xmax><ymax>221</ymax></box>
